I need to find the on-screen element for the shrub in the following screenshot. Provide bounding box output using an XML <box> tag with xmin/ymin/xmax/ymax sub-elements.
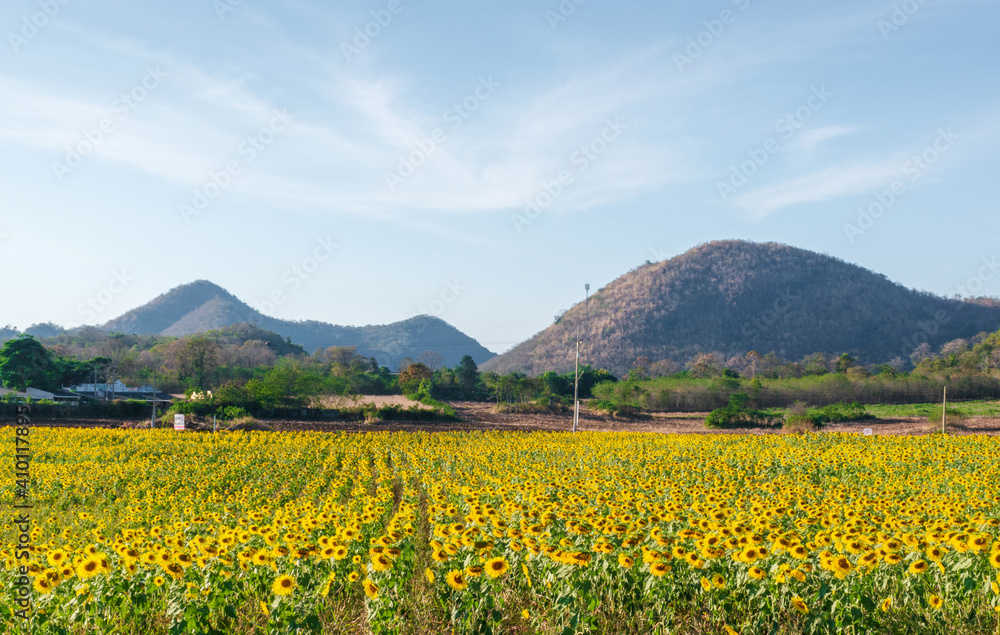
<box><xmin>218</xmin><ymin>406</ymin><xmax>251</xmax><ymax>421</ymax></box>
<box><xmin>705</xmin><ymin>394</ymin><xmax>781</xmax><ymax>429</ymax></box>
<box><xmin>783</xmin><ymin>414</ymin><xmax>818</xmax><ymax>434</ymax></box>
<box><xmin>927</xmin><ymin>405</ymin><xmax>967</xmax><ymax>432</ymax></box>
<box><xmin>589</xmin><ymin>400</ymin><xmax>649</xmax><ymax>419</ymax></box>
<box><xmin>495</xmin><ymin>399</ymin><xmax>570</xmax><ymax>415</ymax></box>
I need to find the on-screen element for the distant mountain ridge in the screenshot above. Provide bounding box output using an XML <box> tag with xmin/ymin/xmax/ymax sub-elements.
<box><xmin>100</xmin><ymin>280</ymin><xmax>495</xmax><ymax>369</ymax></box>
<box><xmin>483</xmin><ymin>240</ymin><xmax>1000</xmax><ymax>376</ymax></box>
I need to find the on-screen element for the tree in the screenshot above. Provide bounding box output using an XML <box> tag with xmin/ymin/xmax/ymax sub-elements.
<box><xmin>418</xmin><ymin>351</ymin><xmax>444</xmax><ymax>373</ymax></box>
<box><xmin>688</xmin><ymin>353</ymin><xmax>722</xmax><ymax>379</ymax></box>
<box><xmin>455</xmin><ymin>355</ymin><xmax>480</xmax><ymax>397</ymax></box>
<box><xmin>0</xmin><ymin>335</ymin><xmax>59</xmax><ymax>391</ymax></box>
<box><xmin>834</xmin><ymin>353</ymin><xmax>856</xmax><ymax>374</ymax></box>
<box><xmin>398</xmin><ymin>363</ymin><xmax>432</xmax><ymax>394</ymax></box>
<box><xmin>176</xmin><ymin>336</ymin><xmax>220</xmax><ymax>389</ymax></box>
<box><xmin>744</xmin><ymin>351</ymin><xmax>763</xmax><ymax>379</ymax></box>
<box><xmin>236</xmin><ymin>340</ymin><xmax>276</xmax><ymax>369</ymax></box>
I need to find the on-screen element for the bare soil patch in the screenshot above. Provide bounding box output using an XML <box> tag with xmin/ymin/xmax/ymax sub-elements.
<box><xmin>315</xmin><ymin>394</ymin><xmax>433</xmax><ymax>410</ymax></box>
<box><xmin>7</xmin><ymin>402</ymin><xmax>1000</xmax><ymax>435</ymax></box>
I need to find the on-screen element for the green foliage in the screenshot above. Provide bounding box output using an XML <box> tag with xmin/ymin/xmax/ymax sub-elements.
<box><xmin>398</xmin><ymin>363</ymin><xmax>433</xmax><ymax>395</ymax></box>
<box><xmin>927</xmin><ymin>404</ymin><xmax>966</xmax><ymax>426</ymax></box>
<box><xmin>0</xmin><ymin>335</ymin><xmax>59</xmax><ymax>391</ymax></box>
<box><xmin>218</xmin><ymin>406</ymin><xmax>251</xmax><ymax>420</ymax></box>
<box><xmin>705</xmin><ymin>393</ymin><xmax>782</xmax><ymax>429</ymax></box>
<box><xmin>592</xmin><ymin>372</ymin><xmax>1000</xmax><ymax>413</ymax></box>
<box><xmin>808</xmin><ymin>401</ymin><xmax>873</xmax><ymax>424</ymax></box>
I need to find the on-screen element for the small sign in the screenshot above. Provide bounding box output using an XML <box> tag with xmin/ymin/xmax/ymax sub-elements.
<box><xmin>863</xmin><ymin>428</ymin><xmax>873</xmax><ymax>436</ymax></box>
<box><xmin>174</xmin><ymin>414</ymin><xmax>186</xmax><ymax>431</ymax></box>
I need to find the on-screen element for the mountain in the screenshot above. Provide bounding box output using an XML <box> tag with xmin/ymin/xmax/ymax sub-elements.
<box><xmin>101</xmin><ymin>280</ymin><xmax>495</xmax><ymax>369</ymax></box>
<box><xmin>482</xmin><ymin>240</ymin><xmax>1000</xmax><ymax>376</ymax></box>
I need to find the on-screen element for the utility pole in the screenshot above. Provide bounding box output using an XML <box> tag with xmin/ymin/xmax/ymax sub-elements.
<box><xmin>151</xmin><ymin>366</ymin><xmax>157</xmax><ymax>429</ymax></box>
<box><xmin>572</xmin><ymin>283</ymin><xmax>591</xmax><ymax>433</ymax></box>
<box><xmin>941</xmin><ymin>386</ymin><xmax>947</xmax><ymax>434</ymax></box>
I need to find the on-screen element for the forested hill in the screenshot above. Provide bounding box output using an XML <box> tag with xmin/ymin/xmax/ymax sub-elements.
<box><xmin>99</xmin><ymin>280</ymin><xmax>495</xmax><ymax>369</ymax></box>
<box><xmin>482</xmin><ymin>240</ymin><xmax>1000</xmax><ymax>376</ymax></box>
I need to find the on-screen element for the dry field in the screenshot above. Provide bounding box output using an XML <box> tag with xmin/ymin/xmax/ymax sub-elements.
<box><xmin>12</xmin><ymin>400</ymin><xmax>1000</xmax><ymax>435</ymax></box>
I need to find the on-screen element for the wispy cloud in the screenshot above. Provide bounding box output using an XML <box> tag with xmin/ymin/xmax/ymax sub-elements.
<box><xmin>792</xmin><ymin>125</ymin><xmax>861</xmax><ymax>149</ymax></box>
<box><xmin>732</xmin><ymin>159</ymin><xmax>904</xmax><ymax>218</ymax></box>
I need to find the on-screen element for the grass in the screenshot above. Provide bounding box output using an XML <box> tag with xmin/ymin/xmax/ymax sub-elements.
<box><xmin>865</xmin><ymin>399</ymin><xmax>1000</xmax><ymax>419</ymax></box>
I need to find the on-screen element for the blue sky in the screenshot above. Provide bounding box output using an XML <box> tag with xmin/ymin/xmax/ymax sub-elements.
<box><xmin>1</xmin><ymin>0</ymin><xmax>998</xmax><ymax>353</ymax></box>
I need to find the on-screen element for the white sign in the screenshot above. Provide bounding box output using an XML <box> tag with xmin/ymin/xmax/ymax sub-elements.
<box><xmin>174</xmin><ymin>414</ymin><xmax>186</xmax><ymax>431</ymax></box>
<box><xmin>863</xmin><ymin>428</ymin><xmax>873</xmax><ymax>436</ymax></box>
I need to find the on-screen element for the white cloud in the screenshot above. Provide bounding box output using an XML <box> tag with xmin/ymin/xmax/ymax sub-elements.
<box><xmin>793</xmin><ymin>125</ymin><xmax>860</xmax><ymax>149</ymax></box>
<box><xmin>732</xmin><ymin>159</ymin><xmax>905</xmax><ymax>218</ymax></box>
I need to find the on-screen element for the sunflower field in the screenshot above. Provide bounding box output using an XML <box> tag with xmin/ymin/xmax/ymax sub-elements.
<box><xmin>2</xmin><ymin>428</ymin><xmax>1000</xmax><ymax>634</ymax></box>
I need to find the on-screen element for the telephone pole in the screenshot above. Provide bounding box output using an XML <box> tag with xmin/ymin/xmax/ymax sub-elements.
<box><xmin>572</xmin><ymin>283</ymin><xmax>590</xmax><ymax>433</ymax></box>
<box><xmin>151</xmin><ymin>366</ymin><xmax>157</xmax><ymax>429</ymax></box>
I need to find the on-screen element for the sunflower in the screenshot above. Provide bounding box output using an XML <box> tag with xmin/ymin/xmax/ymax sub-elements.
<box><xmin>712</xmin><ymin>573</ymin><xmax>726</xmax><ymax>589</ymax></box>
<box><xmin>790</xmin><ymin>596</ymin><xmax>809</xmax><ymax>615</ymax></box>
<box><xmin>880</xmin><ymin>597</ymin><xmax>893</xmax><ymax>612</ymax></box>
<box><xmin>33</xmin><ymin>576</ymin><xmax>53</xmax><ymax>594</ymax></box>
<box><xmin>272</xmin><ymin>575</ymin><xmax>296</xmax><ymax>596</ymax></box>
<box><xmin>446</xmin><ymin>570</ymin><xmax>468</xmax><ymax>591</ymax></box>
<box><xmin>371</xmin><ymin>554</ymin><xmax>392</xmax><ymax>572</ymax></box>
<box><xmin>485</xmin><ymin>557</ymin><xmax>509</xmax><ymax>578</ymax></box>
<box><xmin>989</xmin><ymin>552</ymin><xmax>1000</xmax><ymax>570</ymax></box>
<box><xmin>908</xmin><ymin>560</ymin><xmax>928</xmax><ymax>575</ymax></box>
<box><xmin>928</xmin><ymin>594</ymin><xmax>943</xmax><ymax>610</ymax></box>
<box><xmin>333</xmin><ymin>545</ymin><xmax>349</xmax><ymax>560</ymax></box>
<box><xmin>466</xmin><ymin>565</ymin><xmax>484</xmax><ymax>578</ymax></box>
<box><xmin>431</xmin><ymin>549</ymin><xmax>450</xmax><ymax>563</ymax></box>
<box><xmin>76</xmin><ymin>558</ymin><xmax>101</xmax><ymax>580</ymax></box>
<box><xmin>347</xmin><ymin>571</ymin><xmax>360</xmax><ymax>583</ymax></box>
<box><xmin>363</xmin><ymin>578</ymin><xmax>379</xmax><ymax>599</ymax></box>
<box><xmin>153</xmin><ymin>576</ymin><xmax>165</xmax><ymax>587</ymax></box>
<box><xmin>699</xmin><ymin>576</ymin><xmax>712</xmax><ymax>591</ymax></box>
<box><xmin>46</xmin><ymin>549</ymin><xmax>67</xmax><ymax>567</ymax></box>
<box><xmin>252</xmin><ymin>552</ymin><xmax>270</xmax><ymax>566</ymax></box>
<box><xmin>425</xmin><ymin>568</ymin><xmax>435</xmax><ymax>584</ymax></box>
<box><xmin>748</xmin><ymin>567</ymin><xmax>765</xmax><ymax>580</ymax></box>
<box><xmin>618</xmin><ymin>554</ymin><xmax>635</xmax><ymax>568</ymax></box>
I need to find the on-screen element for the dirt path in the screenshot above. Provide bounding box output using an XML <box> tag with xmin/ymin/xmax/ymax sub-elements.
<box><xmin>451</xmin><ymin>402</ymin><xmax>1000</xmax><ymax>435</ymax></box>
<box><xmin>11</xmin><ymin>401</ymin><xmax>1000</xmax><ymax>435</ymax></box>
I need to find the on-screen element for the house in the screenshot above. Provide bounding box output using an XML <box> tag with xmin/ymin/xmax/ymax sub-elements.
<box><xmin>68</xmin><ymin>382</ymin><xmax>172</xmax><ymax>404</ymax></box>
<box><xmin>1</xmin><ymin>387</ymin><xmax>84</xmax><ymax>405</ymax></box>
